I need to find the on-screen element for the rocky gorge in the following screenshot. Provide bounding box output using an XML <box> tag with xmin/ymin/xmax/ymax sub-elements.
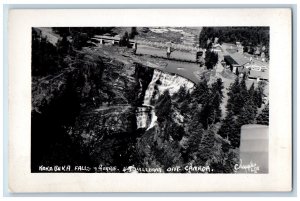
<box><xmin>31</xmin><ymin>42</ymin><xmax>197</xmax><ymax>172</ymax></box>
<box><xmin>31</xmin><ymin>27</ymin><xmax>269</xmax><ymax>174</ymax></box>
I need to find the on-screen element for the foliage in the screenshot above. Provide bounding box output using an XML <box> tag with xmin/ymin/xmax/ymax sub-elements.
<box><xmin>221</xmin><ymin>77</ymin><xmax>267</xmax><ymax>148</ymax></box>
<box><xmin>188</xmin><ymin>79</ymin><xmax>224</xmax><ymax>128</ymax></box>
<box><xmin>52</xmin><ymin>27</ymin><xmax>114</xmax><ymax>38</ymax></box>
<box><xmin>196</xmin><ymin>128</ymin><xmax>215</xmax><ymax>165</ymax></box>
<box><xmin>192</xmin><ymin>79</ymin><xmax>210</xmax><ymax>104</ymax></box>
<box><xmin>32</xmin><ymin>36</ymin><xmax>61</xmax><ymax>76</ymax></box>
<box><xmin>211</xmin><ymin>78</ymin><xmax>224</xmax><ymax>122</ymax></box>
<box><xmin>236</xmin><ymin>98</ymin><xmax>257</xmax><ymax>127</ymax></box>
<box><xmin>199</xmin><ymin>27</ymin><xmax>270</xmax><ymax>58</ymax></box>
<box><xmin>32</xmin><ymin>27</ymin><xmax>113</xmax><ymax>76</ymax></box>
<box><xmin>72</xmin><ymin>32</ymin><xmax>89</xmax><ymax>50</ymax></box>
<box><xmin>155</xmin><ymin>90</ymin><xmax>172</xmax><ymax>123</ymax></box>
<box><xmin>52</xmin><ymin>27</ymin><xmax>114</xmax><ymax>50</ymax></box>
<box><xmin>253</xmin><ymin>81</ymin><xmax>266</xmax><ymax>108</ymax></box>
<box><xmin>32</xmin><ymin>30</ymin><xmax>74</xmax><ymax>76</ymax></box>
<box><xmin>166</xmin><ymin>124</ymin><xmax>185</xmax><ymax>141</ymax></box>
<box><xmin>223</xmin><ymin>149</ymin><xmax>240</xmax><ymax>173</ymax></box>
<box><xmin>210</xmin><ymin>91</ymin><xmax>222</xmax><ymax>123</ymax></box>
<box><xmin>185</xmin><ymin>117</ymin><xmax>204</xmax><ymax>161</ymax></box>
<box><xmin>226</xmin><ymin>77</ymin><xmax>241</xmax><ymax>115</ymax></box>
<box><xmin>218</xmin><ymin>111</ymin><xmax>240</xmax><ymax>147</ymax></box>
<box><xmin>119</xmin><ymin>31</ymin><xmax>130</xmax><ymax>47</ymax></box>
<box><xmin>212</xmin><ymin>78</ymin><xmax>224</xmax><ymax>96</ymax></box>
<box><xmin>256</xmin><ymin>103</ymin><xmax>269</xmax><ymax>125</ymax></box>
<box><xmin>153</xmin><ymin>141</ymin><xmax>183</xmax><ymax>170</ymax></box>
<box><xmin>205</xmin><ymin>50</ymin><xmax>219</xmax><ymax>70</ymax></box>
<box><xmin>129</xmin><ymin>27</ymin><xmax>139</xmax><ymax>39</ymax></box>
<box><xmin>176</xmin><ymin>86</ymin><xmax>188</xmax><ymax>102</ymax></box>
<box><xmin>248</xmin><ymin>82</ymin><xmax>255</xmax><ymax>97</ymax></box>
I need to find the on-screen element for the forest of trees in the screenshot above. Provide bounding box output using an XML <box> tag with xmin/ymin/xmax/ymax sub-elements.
<box><xmin>218</xmin><ymin>77</ymin><xmax>267</xmax><ymax>147</ymax></box>
<box><xmin>199</xmin><ymin>27</ymin><xmax>270</xmax><ymax>58</ymax></box>
<box><xmin>32</xmin><ymin>27</ymin><xmax>115</xmax><ymax>76</ymax></box>
<box><xmin>147</xmin><ymin>76</ymin><xmax>268</xmax><ymax>172</ymax></box>
<box><xmin>145</xmin><ymin>78</ymin><xmax>228</xmax><ymax>171</ymax></box>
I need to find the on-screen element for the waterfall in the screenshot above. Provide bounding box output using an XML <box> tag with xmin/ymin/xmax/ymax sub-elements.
<box><xmin>136</xmin><ymin>107</ymin><xmax>149</xmax><ymax>129</ymax></box>
<box><xmin>136</xmin><ymin>69</ymin><xmax>194</xmax><ymax>130</ymax></box>
<box><xmin>154</xmin><ymin>71</ymin><xmax>194</xmax><ymax>96</ymax></box>
<box><xmin>147</xmin><ymin>108</ymin><xmax>157</xmax><ymax>130</ymax></box>
<box><xmin>143</xmin><ymin>70</ymin><xmax>162</xmax><ymax>106</ymax></box>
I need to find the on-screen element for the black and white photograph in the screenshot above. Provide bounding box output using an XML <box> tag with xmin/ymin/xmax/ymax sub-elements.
<box><xmin>31</xmin><ymin>26</ymin><xmax>270</xmax><ymax>174</ymax></box>
<box><xmin>7</xmin><ymin>7</ymin><xmax>293</xmax><ymax>192</ymax></box>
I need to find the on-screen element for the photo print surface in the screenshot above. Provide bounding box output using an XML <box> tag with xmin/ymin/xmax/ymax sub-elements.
<box><xmin>31</xmin><ymin>27</ymin><xmax>270</xmax><ymax>173</ymax></box>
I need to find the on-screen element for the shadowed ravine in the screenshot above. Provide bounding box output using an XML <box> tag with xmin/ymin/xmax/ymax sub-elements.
<box><xmin>31</xmin><ymin>57</ymin><xmax>194</xmax><ymax>172</ymax></box>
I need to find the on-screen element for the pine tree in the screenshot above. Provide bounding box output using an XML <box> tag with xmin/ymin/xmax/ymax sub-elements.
<box><xmin>153</xmin><ymin>141</ymin><xmax>183</xmax><ymax>170</ymax></box>
<box><xmin>186</xmin><ymin>111</ymin><xmax>204</xmax><ymax>159</ymax></box>
<box><xmin>248</xmin><ymin>82</ymin><xmax>255</xmax><ymax>97</ymax></box>
<box><xmin>211</xmin><ymin>91</ymin><xmax>222</xmax><ymax>122</ymax></box>
<box><xmin>218</xmin><ymin>111</ymin><xmax>237</xmax><ymax>140</ymax></box>
<box><xmin>196</xmin><ymin>128</ymin><xmax>215</xmax><ymax>165</ymax></box>
<box><xmin>222</xmin><ymin>77</ymin><xmax>261</xmax><ymax>148</ymax></box>
<box><xmin>119</xmin><ymin>31</ymin><xmax>130</xmax><ymax>47</ymax></box>
<box><xmin>199</xmin><ymin>90</ymin><xmax>222</xmax><ymax>129</ymax></box>
<box><xmin>166</xmin><ymin>124</ymin><xmax>185</xmax><ymax>141</ymax></box>
<box><xmin>253</xmin><ymin>89</ymin><xmax>263</xmax><ymax>108</ymax></box>
<box><xmin>218</xmin><ymin>110</ymin><xmax>242</xmax><ymax>148</ymax></box>
<box><xmin>129</xmin><ymin>27</ymin><xmax>138</xmax><ymax>39</ymax></box>
<box><xmin>226</xmin><ymin>77</ymin><xmax>240</xmax><ymax>114</ymax></box>
<box><xmin>155</xmin><ymin>90</ymin><xmax>172</xmax><ymax>123</ymax></box>
<box><xmin>236</xmin><ymin>98</ymin><xmax>257</xmax><ymax>127</ymax></box>
<box><xmin>240</xmin><ymin>77</ymin><xmax>248</xmax><ymax>96</ymax></box>
<box><xmin>192</xmin><ymin>79</ymin><xmax>210</xmax><ymax>104</ymax></box>
<box><xmin>199</xmin><ymin>103</ymin><xmax>214</xmax><ymax>129</ymax></box>
<box><xmin>226</xmin><ymin>77</ymin><xmax>250</xmax><ymax>116</ymax></box>
<box><xmin>256</xmin><ymin>103</ymin><xmax>269</xmax><ymax>125</ymax></box>
<box><xmin>230</xmin><ymin>128</ymin><xmax>242</xmax><ymax>148</ymax></box>
<box><xmin>186</xmin><ymin>125</ymin><xmax>204</xmax><ymax>155</ymax></box>
<box><xmin>226</xmin><ymin>98</ymin><xmax>257</xmax><ymax>148</ymax></box>
<box><xmin>238</xmin><ymin>76</ymin><xmax>250</xmax><ymax>107</ymax></box>
<box><xmin>253</xmin><ymin>81</ymin><xmax>266</xmax><ymax>108</ymax></box>
<box><xmin>224</xmin><ymin>149</ymin><xmax>240</xmax><ymax>173</ymax></box>
<box><xmin>205</xmin><ymin>50</ymin><xmax>219</xmax><ymax>70</ymax></box>
<box><xmin>209</xmin><ymin>78</ymin><xmax>224</xmax><ymax>123</ymax></box>
<box><xmin>212</xmin><ymin>78</ymin><xmax>224</xmax><ymax>97</ymax></box>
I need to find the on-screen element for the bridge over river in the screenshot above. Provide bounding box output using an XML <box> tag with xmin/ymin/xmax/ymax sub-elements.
<box><xmin>92</xmin><ymin>35</ymin><xmax>205</xmax><ymax>84</ymax></box>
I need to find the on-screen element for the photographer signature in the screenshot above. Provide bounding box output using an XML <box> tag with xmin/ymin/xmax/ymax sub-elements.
<box><xmin>234</xmin><ymin>159</ymin><xmax>260</xmax><ymax>173</ymax></box>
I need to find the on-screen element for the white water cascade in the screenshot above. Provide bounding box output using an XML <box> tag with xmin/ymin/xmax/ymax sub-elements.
<box><xmin>136</xmin><ymin>69</ymin><xmax>194</xmax><ymax>130</ymax></box>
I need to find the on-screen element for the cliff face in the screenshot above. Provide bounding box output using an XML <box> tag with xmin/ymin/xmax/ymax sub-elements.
<box><xmin>31</xmin><ymin>47</ymin><xmax>154</xmax><ymax>172</ymax></box>
<box><xmin>70</xmin><ymin>106</ymin><xmax>139</xmax><ymax>169</ymax></box>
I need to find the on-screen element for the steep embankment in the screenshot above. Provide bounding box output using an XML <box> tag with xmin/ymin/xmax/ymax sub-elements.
<box><xmin>31</xmin><ymin>47</ymin><xmax>154</xmax><ymax>172</ymax></box>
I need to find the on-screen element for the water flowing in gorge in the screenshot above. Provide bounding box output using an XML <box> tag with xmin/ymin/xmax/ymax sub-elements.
<box><xmin>136</xmin><ymin>69</ymin><xmax>194</xmax><ymax>130</ymax></box>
